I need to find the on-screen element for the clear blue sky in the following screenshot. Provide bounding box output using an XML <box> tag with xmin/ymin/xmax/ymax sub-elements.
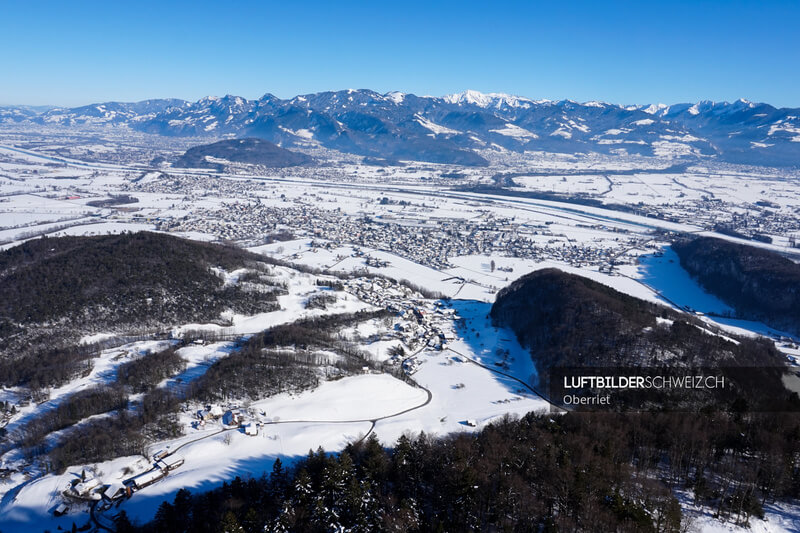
<box><xmin>2</xmin><ymin>0</ymin><xmax>799</xmax><ymax>107</ymax></box>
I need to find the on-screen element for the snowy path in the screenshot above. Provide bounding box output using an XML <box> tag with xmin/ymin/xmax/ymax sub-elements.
<box><xmin>446</xmin><ymin>346</ymin><xmax>551</xmax><ymax>405</ymax></box>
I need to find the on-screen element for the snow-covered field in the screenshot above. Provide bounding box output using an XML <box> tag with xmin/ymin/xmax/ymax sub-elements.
<box><xmin>171</xmin><ymin>267</ymin><xmax>373</xmax><ymax>337</ymax></box>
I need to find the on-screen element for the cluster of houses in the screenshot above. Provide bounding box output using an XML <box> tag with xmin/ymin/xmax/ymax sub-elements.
<box><xmin>195</xmin><ymin>404</ymin><xmax>261</xmax><ymax>436</ymax></box>
<box><xmin>338</xmin><ymin>276</ymin><xmax>459</xmax><ymax>355</ymax></box>
<box><xmin>59</xmin><ymin>451</ymin><xmax>186</xmax><ymax>514</ymax></box>
<box><xmin>123</xmin><ymin>453</ymin><xmax>183</xmax><ymax>492</ymax></box>
<box><xmin>56</xmin><ymin>400</ymin><xmax>273</xmax><ymax>516</ymax></box>
<box><xmin>64</xmin><ymin>474</ymin><xmax>103</xmax><ymax>501</ymax></box>
<box><xmin>402</xmin><ymin>356</ymin><xmax>423</xmax><ymax>375</ymax></box>
<box><xmin>329</xmin><ymin>275</ymin><xmax>466</xmax><ymax>380</ymax></box>
<box><xmin>396</xmin><ymin>302</ymin><xmax>458</xmax><ymax>353</ymax></box>
<box><xmin>195</xmin><ymin>404</ymin><xmax>224</xmax><ymax>425</ymax></box>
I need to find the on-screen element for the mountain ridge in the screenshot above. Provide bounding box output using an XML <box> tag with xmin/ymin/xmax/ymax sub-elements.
<box><xmin>3</xmin><ymin>89</ymin><xmax>799</xmax><ymax>167</ymax></box>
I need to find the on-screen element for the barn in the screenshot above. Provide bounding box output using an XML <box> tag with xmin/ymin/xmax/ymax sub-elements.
<box><xmin>130</xmin><ymin>468</ymin><xmax>166</xmax><ymax>490</ymax></box>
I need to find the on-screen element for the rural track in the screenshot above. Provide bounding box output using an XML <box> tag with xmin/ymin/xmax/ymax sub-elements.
<box><xmin>90</xmin><ymin>500</ymin><xmax>115</xmax><ymax>532</ymax></box>
<box><xmin>445</xmin><ymin>347</ymin><xmax>552</xmax><ymax>406</ymax></box>
<box><xmin>100</xmin><ymin>346</ymin><xmax>434</xmax><ymax>526</ymax></box>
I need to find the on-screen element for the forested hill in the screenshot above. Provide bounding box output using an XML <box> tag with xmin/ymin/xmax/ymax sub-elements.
<box><xmin>0</xmin><ymin>232</ymin><xmax>283</xmax><ymax>377</ymax></box>
<box><xmin>174</xmin><ymin>138</ymin><xmax>312</xmax><ymax>169</ymax></box>
<box><xmin>489</xmin><ymin>268</ymin><xmax>792</xmax><ymax>410</ymax></box>
<box><xmin>491</xmin><ymin>268</ymin><xmax>665</xmax><ymax>368</ymax></box>
<box><xmin>673</xmin><ymin>236</ymin><xmax>800</xmax><ymax>334</ymax></box>
<box><xmin>490</xmin><ymin>268</ymin><xmax>779</xmax><ymax>369</ymax></box>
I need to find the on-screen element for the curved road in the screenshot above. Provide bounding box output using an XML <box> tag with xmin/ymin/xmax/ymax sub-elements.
<box><xmin>95</xmin><ymin>351</ymin><xmax>433</xmax><ymax>531</ymax></box>
<box><xmin>90</xmin><ymin>332</ymin><xmax>555</xmax><ymax>531</ymax></box>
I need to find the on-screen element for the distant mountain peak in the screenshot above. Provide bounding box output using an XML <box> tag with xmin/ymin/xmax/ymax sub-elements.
<box><xmin>3</xmin><ymin>88</ymin><xmax>798</xmax><ymax>168</ymax></box>
<box><xmin>443</xmin><ymin>90</ymin><xmax>541</xmax><ymax>109</ymax></box>
<box><xmin>385</xmin><ymin>91</ymin><xmax>406</xmax><ymax>104</ymax></box>
<box><xmin>641</xmin><ymin>103</ymin><xmax>669</xmax><ymax>115</ymax></box>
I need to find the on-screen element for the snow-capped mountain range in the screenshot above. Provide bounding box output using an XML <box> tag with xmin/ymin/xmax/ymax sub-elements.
<box><xmin>2</xmin><ymin>90</ymin><xmax>799</xmax><ymax>167</ymax></box>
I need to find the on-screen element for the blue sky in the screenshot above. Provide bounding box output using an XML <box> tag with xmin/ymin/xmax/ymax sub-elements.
<box><xmin>2</xmin><ymin>0</ymin><xmax>799</xmax><ymax>107</ymax></box>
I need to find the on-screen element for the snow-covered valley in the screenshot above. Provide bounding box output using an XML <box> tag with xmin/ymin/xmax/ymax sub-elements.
<box><xmin>0</xmin><ymin>124</ymin><xmax>798</xmax><ymax>532</ymax></box>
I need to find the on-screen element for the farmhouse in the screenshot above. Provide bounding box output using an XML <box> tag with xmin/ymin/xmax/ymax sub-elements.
<box><xmin>73</xmin><ymin>477</ymin><xmax>101</xmax><ymax>497</ymax></box>
<box><xmin>197</xmin><ymin>405</ymin><xmax>224</xmax><ymax>421</ymax></box>
<box><xmin>102</xmin><ymin>481</ymin><xmax>127</xmax><ymax>501</ymax></box>
<box><xmin>152</xmin><ymin>449</ymin><xmax>169</xmax><ymax>462</ymax></box>
<box><xmin>130</xmin><ymin>468</ymin><xmax>166</xmax><ymax>490</ymax></box>
<box><xmin>223</xmin><ymin>409</ymin><xmax>243</xmax><ymax>426</ymax></box>
<box><xmin>156</xmin><ymin>456</ymin><xmax>185</xmax><ymax>472</ymax></box>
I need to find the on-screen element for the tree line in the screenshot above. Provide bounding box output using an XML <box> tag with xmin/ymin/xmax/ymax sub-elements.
<box><xmin>118</xmin><ymin>403</ymin><xmax>795</xmax><ymax>533</ymax></box>
<box><xmin>128</xmin><ymin>408</ymin><xmax>800</xmax><ymax>532</ymax></box>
